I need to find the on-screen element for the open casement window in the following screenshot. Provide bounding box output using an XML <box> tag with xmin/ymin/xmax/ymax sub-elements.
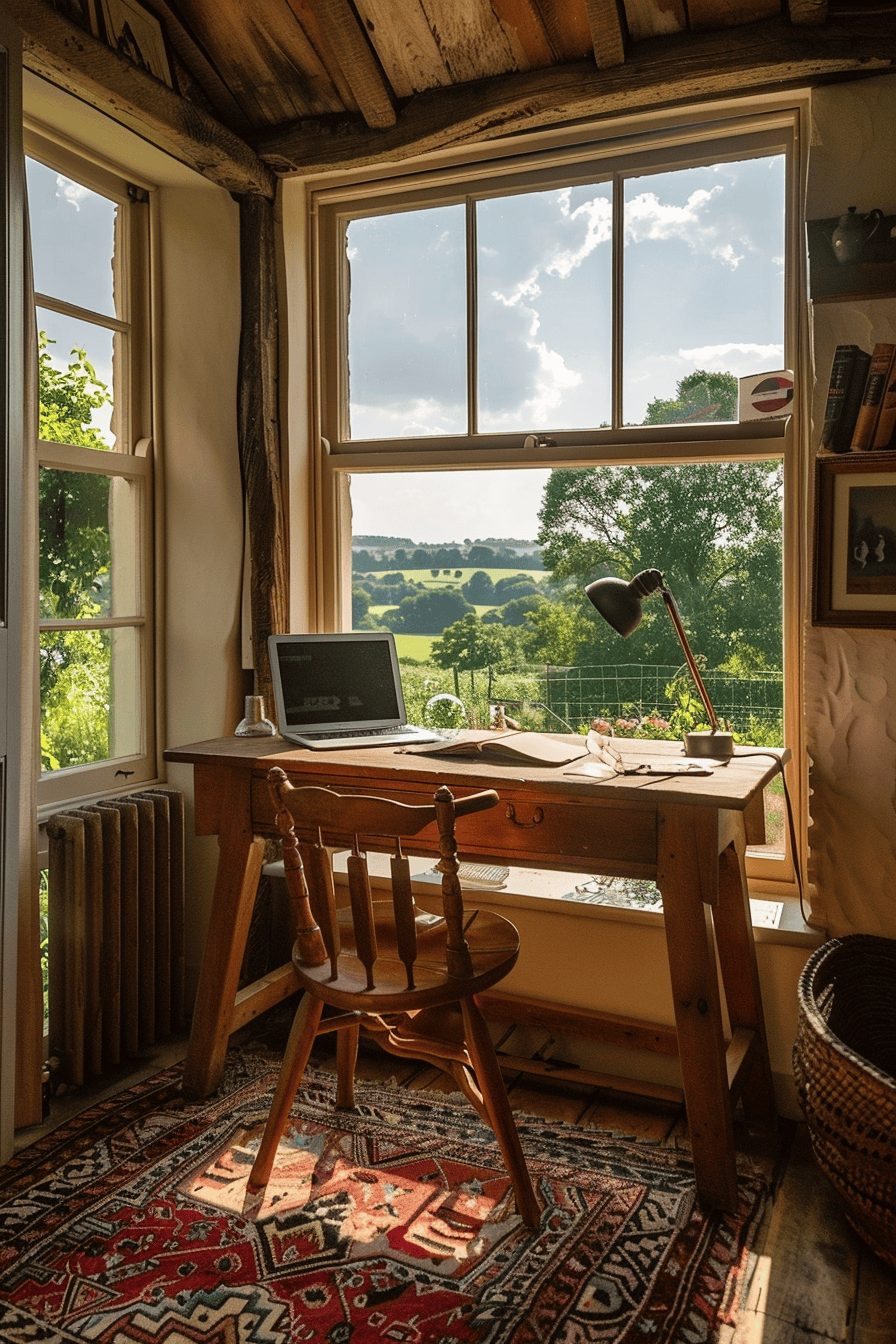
<box><xmin>28</xmin><ymin>134</ymin><xmax>156</xmax><ymax>807</ymax></box>
<box><xmin>311</xmin><ymin>107</ymin><xmax>804</xmax><ymax>893</ymax></box>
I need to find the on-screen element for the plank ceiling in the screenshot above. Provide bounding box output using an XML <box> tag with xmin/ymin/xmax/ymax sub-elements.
<box><xmin>7</xmin><ymin>0</ymin><xmax>896</xmax><ymax>193</ymax></box>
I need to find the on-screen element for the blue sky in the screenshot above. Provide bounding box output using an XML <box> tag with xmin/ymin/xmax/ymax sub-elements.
<box><xmin>348</xmin><ymin>153</ymin><xmax>785</xmax><ymax>543</ymax></box>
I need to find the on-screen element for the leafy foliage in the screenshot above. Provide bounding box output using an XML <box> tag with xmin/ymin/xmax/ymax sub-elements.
<box><xmin>537</xmin><ymin>458</ymin><xmax>783</xmax><ymax>671</ymax></box>
<box><xmin>39</xmin><ymin>334</ymin><xmax>114</xmax><ymax>770</ymax></box>
<box><xmin>643</xmin><ymin>370</ymin><xmax>738</xmax><ymax>426</ymax></box>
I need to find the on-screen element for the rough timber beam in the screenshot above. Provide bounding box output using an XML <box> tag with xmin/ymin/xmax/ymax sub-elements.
<box><xmin>584</xmin><ymin>0</ymin><xmax>626</xmax><ymax>68</ymax></box>
<box><xmin>6</xmin><ymin>0</ymin><xmax>276</xmax><ymax>197</ymax></box>
<box><xmin>257</xmin><ymin>15</ymin><xmax>896</xmax><ymax>176</ymax></box>
<box><xmin>310</xmin><ymin>0</ymin><xmax>396</xmax><ymax>128</ymax></box>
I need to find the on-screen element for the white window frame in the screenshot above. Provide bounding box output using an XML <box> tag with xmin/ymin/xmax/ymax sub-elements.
<box><xmin>28</xmin><ymin>130</ymin><xmax>157</xmax><ymax>808</ymax></box>
<box><xmin>306</xmin><ymin>98</ymin><xmax>809</xmax><ymax>895</ymax></box>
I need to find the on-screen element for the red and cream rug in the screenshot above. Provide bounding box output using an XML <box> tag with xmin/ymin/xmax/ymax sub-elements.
<box><xmin>0</xmin><ymin>1049</ymin><xmax>770</xmax><ymax>1342</ymax></box>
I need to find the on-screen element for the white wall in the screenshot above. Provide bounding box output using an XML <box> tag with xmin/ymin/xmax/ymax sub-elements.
<box><xmin>23</xmin><ymin>74</ymin><xmax>246</xmax><ymax>995</ymax></box>
<box><xmin>154</xmin><ymin>181</ymin><xmax>243</xmax><ymax>992</ymax></box>
<box><xmin>805</xmin><ymin>75</ymin><xmax>896</xmax><ymax>940</ymax></box>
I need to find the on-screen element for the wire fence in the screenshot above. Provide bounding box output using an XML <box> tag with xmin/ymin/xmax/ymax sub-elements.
<box><xmin>476</xmin><ymin>664</ymin><xmax>782</xmax><ymax>737</ymax></box>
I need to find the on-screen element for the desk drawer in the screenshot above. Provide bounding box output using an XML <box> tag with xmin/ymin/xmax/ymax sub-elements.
<box><xmin>251</xmin><ymin>772</ymin><xmax>657</xmax><ymax>877</ymax></box>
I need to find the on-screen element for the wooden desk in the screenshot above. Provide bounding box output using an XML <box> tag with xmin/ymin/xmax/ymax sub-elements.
<box><xmin>165</xmin><ymin>734</ymin><xmax>783</xmax><ymax>1211</ymax></box>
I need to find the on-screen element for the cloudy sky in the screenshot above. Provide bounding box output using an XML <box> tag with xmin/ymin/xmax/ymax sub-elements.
<box><xmin>348</xmin><ymin>152</ymin><xmax>785</xmax><ymax>543</ymax></box>
<box><xmin>27</xmin><ymin>156</ymin><xmax>119</xmax><ymax>445</ymax></box>
<box><xmin>26</xmin><ymin>150</ymin><xmax>786</xmax><ymax>546</ymax></box>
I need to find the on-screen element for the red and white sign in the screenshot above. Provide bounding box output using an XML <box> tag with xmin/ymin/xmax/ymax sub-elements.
<box><xmin>738</xmin><ymin>370</ymin><xmax>794</xmax><ymax>421</ymax></box>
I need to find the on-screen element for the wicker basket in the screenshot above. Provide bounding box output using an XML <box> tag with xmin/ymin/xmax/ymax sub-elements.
<box><xmin>793</xmin><ymin>934</ymin><xmax>896</xmax><ymax>1268</ymax></box>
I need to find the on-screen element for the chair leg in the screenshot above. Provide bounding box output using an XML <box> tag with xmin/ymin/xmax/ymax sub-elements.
<box><xmin>248</xmin><ymin>993</ymin><xmax>324</xmax><ymax>1192</ymax></box>
<box><xmin>336</xmin><ymin>1021</ymin><xmax>360</xmax><ymax>1108</ymax></box>
<box><xmin>460</xmin><ymin>996</ymin><xmax>541</xmax><ymax>1229</ymax></box>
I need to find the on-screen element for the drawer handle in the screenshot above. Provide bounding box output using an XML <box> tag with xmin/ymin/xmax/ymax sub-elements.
<box><xmin>505</xmin><ymin>803</ymin><xmax>544</xmax><ymax>828</ymax></box>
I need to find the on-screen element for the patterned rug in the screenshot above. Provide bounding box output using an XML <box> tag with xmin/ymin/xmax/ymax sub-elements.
<box><xmin>0</xmin><ymin>1048</ymin><xmax>771</xmax><ymax>1343</ymax></box>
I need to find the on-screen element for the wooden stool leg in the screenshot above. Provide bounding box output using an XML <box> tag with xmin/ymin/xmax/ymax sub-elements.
<box><xmin>460</xmin><ymin>996</ymin><xmax>541</xmax><ymax>1229</ymax></box>
<box><xmin>248</xmin><ymin>993</ymin><xmax>323</xmax><ymax>1192</ymax></box>
<box><xmin>336</xmin><ymin>1022</ymin><xmax>360</xmax><ymax>1108</ymax></box>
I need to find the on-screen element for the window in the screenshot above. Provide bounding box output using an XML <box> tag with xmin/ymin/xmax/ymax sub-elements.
<box><xmin>310</xmin><ymin>108</ymin><xmax>801</xmax><ymax>886</ymax></box>
<box><xmin>28</xmin><ymin>135</ymin><xmax>156</xmax><ymax>806</ymax></box>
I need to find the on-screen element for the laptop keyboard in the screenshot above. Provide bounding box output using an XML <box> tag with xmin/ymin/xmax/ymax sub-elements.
<box><xmin>300</xmin><ymin>725</ymin><xmax>422</xmax><ymax>742</ymax></box>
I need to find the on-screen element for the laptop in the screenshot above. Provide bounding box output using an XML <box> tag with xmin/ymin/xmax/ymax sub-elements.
<box><xmin>268</xmin><ymin>632</ymin><xmax>440</xmax><ymax>750</ymax></box>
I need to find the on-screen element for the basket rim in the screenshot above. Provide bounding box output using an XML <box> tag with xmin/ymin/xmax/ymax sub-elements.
<box><xmin>796</xmin><ymin>934</ymin><xmax>896</xmax><ymax>1094</ymax></box>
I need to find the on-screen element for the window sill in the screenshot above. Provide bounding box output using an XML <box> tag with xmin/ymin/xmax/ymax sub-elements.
<box><xmin>285</xmin><ymin>851</ymin><xmax>822</xmax><ymax>950</ymax></box>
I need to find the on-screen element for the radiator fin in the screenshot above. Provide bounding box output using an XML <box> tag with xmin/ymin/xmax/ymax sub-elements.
<box><xmin>46</xmin><ymin>789</ymin><xmax>186</xmax><ymax>1085</ymax></box>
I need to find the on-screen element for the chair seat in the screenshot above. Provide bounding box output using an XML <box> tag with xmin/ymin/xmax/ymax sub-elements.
<box><xmin>294</xmin><ymin>906</ymin><xmax>520</xmax><ymax>1013</ymax></box>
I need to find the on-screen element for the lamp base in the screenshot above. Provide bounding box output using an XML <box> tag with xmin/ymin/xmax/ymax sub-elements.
<box><xmin>684</xmin><ymin>730</ymin><xmax>735</xmax><ymax>759</ymax></box>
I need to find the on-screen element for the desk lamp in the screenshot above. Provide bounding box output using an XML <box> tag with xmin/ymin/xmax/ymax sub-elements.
<box><xmin>584</xmin><ymin>568</ymin><xmax>735</xmax><ymax>759</ymax></box>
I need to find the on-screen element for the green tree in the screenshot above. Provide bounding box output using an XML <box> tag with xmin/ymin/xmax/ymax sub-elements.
<box><xmin>537</xmin><ymin>459</ymin><xmax>783</xmax><ymax>670</ymax></box>
<box><xmin>431</xmin><ymin>613</ymin><xmax>520</xmax><ymax>694</ymax></box>
<box><xmin>38</xmin><ymin>334</ymin><xmax>114</xmax><ymax>769</ymax></box>
<box><xmin>461</xmin><ymin>570</ymin><xmax>495</xmax><ymax>603</ymax></box>
<box><xmin>386</xmin><ymin>588</ymin><xmax>474</xmax><ymax>634</ymax></box>
<box><xmin>643</xmin><ymin>370</ymin><xmax>738</xmax><ymax>426</ymax></box>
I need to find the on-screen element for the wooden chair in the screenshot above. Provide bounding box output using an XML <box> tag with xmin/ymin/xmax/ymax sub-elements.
<box><xmin>246</xmin><ymin>765</ymin><xmax>540</xmax><ymax>1227</ymax></box>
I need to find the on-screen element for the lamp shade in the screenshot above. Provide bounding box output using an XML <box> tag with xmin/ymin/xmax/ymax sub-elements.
<box><xmin>584</xmin><ymin>569</ymin><xmax>665</xmax><ymax>637</ymax></box>
<box><xmin>584</xmin><ymin>567</ymin><xmax>734</xmax><ymax>758</ymax></box>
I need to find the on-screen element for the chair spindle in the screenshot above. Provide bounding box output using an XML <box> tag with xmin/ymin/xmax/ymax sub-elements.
<box><xmin>390</xmin><ymin>840</ymin><xmax>417</xmax><ymax>989</ymax></box>
<box><xmin>299</xmin><ymin>832</ymin><xmax>341</xmax><ymax>978</ymax></box>
<box><xmin>279</xmin><ymin>812</ymin><xmax>327</xmax><ymax>968</ymax></box>
<box><xmin>347</xmin><ymin>840</ymin><xmax>377</xmax><ymax>990</ymax></box>
<box><xmin>434</xmin><ymin>785</ymin><xmax>475</xmax><ymax>980</ymax></box>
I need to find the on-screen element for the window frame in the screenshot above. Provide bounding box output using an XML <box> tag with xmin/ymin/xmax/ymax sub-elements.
<box><xmin>27</xmin><ymin>129</ymin><xmax>158</xmax><ymax>808</ymax></box>
<box><xmin>305</xmin><ymin>99</ymin><xmax>808</xmax><ymax>895</ymax></box>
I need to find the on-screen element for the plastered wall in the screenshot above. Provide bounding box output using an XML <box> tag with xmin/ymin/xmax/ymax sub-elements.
<box><xmin>805</xmin><ymin>76</ymin><xmax>896</xmax><ymax>939</ymax></box>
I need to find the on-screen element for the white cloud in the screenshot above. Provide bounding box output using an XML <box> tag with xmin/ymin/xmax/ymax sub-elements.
<box><xmin>625</xmin><ymin>187</ymin><xmax>750</xmax><ymax>268</ymax></box>
<box><xmin>546</xmin><ymin>195</ymin><xmax>612</xmax><ymax>279</ymax></box>
<box><xmin>56</xmin><ymin>175</ymin><xmax>88</xmax><ymax>212</ymax></box>
<box><xmin>679</xmin><ymin>342</ymin><xmax>785</xmax><ymax>375</ymax></box>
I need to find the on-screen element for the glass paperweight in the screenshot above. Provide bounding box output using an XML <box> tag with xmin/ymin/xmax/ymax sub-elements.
<box><xmin>235</xmin><ymin>694</ymin><xmax>276</xmax><ymax>737</ymax></box>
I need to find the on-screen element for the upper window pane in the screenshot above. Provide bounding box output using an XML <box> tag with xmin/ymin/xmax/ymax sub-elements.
<box><xmin>347</xmin><ymin>206</ymin><xmax>466</xmax><ymax>440</ymax></box>
<box><xmin>37</xmin><ymin>308</ymin><xmax>116</xmax><ymax>449</ymax></box>
<box><xmin>26</xmin><ymin>157</ymin><xmax>119</xmax><ymax>319</ymax></box>
<box><xmin>622</xmin><ymin>155</ymin><xmax>785</xmax><ymax>427</ymax></box>
<box><xmin>477</xmin><ymin>184</ymin><xmax>612</xmax><ymax>433</ymax></box>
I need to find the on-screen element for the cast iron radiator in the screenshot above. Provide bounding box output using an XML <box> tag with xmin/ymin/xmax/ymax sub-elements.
<box><xmin>45</xmin><ymin>789</ymin><xmax>186</xmax><ymax>1086</ymax></box>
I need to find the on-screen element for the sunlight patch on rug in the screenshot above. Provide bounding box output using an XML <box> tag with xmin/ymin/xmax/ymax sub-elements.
<box><xmin>0</xmin><ymin>1049</ymin><xmax>771</xmax><ymax>1343</ymax></box>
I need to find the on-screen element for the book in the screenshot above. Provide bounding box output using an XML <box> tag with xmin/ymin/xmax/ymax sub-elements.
<box><xmin>402</xmin><ymin>729</ymin><xmax>590</xmax><ymax>767</ymax></box>
<box><xmin>850</xmin><ymin>343</ymin><xmax>896</xmax><ymax>450</ymax></box>
<box><xmin>872</xmin><ymin>363</ymin><xmax>896</xmax><ymax>448</ymax></box>
<box><xmin>821</xmin><ymin>344</ymin><xmax>870</xmax><ymax>452</ymax></box>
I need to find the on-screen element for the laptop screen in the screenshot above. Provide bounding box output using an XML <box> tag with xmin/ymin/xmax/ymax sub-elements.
<box><xmin>268</xmin><ymin>633</ymin><xmax>406</xmax><ymax>733</ymax></box>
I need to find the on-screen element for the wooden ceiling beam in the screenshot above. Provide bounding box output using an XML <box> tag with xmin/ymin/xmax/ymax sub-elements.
<box><xmin>584</xmin><ymin>0</ymin><xmax>626</xmax><ymax>68</ymax></box>
<box><xmin>7</xmin><ymin>0</ymin><xmax>277</xmax><ymax>197</ymax></box>
<box><xmin>257</xmin><ymin>14</ymin><xmax>896</xmax><ymax>175</ymax></box>
<box><xmin>310</xmin><ymin>0</ymin><xmax>396</xmax><ymax>128</ymax></box>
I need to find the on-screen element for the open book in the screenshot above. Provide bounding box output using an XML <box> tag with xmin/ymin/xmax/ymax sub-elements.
<box><xmin>401</xmin><ymin>729</ymin><xmax>590</xmax><ymax>767</ymax></box>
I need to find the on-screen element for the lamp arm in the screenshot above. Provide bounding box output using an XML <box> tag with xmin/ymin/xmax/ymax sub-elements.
<box><xmin>659</xmin><ymin>587</ymin><xmax>721</xmax><ymax>733</ymax></box>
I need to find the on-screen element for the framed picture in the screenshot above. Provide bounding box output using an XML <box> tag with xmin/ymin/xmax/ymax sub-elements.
<box><xmin>813</xmin><ymin>451</ymin><xmax>896</xmax><ymax>626</ymax></box>
<box><xmin>98</xmin><ymin>0</ymin><xmax>174</xmax><ymax>88</ymax></box>
<box><xmin>48</xmin><ymin>0</ymin><xmax>102</xmax><ymax>35</ymax></box>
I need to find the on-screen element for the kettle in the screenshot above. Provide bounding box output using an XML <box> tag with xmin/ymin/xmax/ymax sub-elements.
<box><xmin>831</xmin><ymin>206</ymin><xmax>884</xmax><ymax>263</ymax></box>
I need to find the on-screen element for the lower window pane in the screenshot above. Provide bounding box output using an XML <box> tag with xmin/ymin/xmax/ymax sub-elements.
<box><xmin>348</xmin><ymin>461</ymin><xmax>785</xmax><ymax>859</ymax></box>
<box><xmin>40</xmin><ymin>625</ymin><xmax>141</xmax><ymax>771</ymax></box>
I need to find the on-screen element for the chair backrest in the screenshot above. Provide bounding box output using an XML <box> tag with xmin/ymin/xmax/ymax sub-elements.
<box><xmin>266</xmin><ymin>766</ymin><xmax>499</xmax><ymax>990</ymax></box>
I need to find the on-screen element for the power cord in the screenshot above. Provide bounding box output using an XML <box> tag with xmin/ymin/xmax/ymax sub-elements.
<box><xmin>726</xmin><ymin>750</ymin><xmax>807</xmax><ymax>924</ymax></box>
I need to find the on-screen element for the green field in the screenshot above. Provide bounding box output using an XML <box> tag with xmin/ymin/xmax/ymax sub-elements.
<box><xmin>393</xmin><ymin>633</ymin><xmax>436</xmax><ymax>661</ymax></box>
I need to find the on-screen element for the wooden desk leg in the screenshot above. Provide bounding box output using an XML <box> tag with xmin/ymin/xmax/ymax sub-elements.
<box><xmin>714</xmin><ymin>827</ymin><xmax>777</xmax><ymax>1129</ymax></box>
<box><xmin>182</xmin><ymin>769</ymin><xmax>265</xmax><ymax>1099</ymax></box>
<box><xmin>658</xmin><ymin>804</ymin><xmax>738</xmax><ymax>1212</ymax></box>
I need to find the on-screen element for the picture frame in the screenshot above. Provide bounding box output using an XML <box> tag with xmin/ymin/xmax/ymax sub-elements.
<box><xmin>47</xmin><ymin>0</ymin><xmax>102</xmax><ymax>36</ymax></box>
<box><xmin>813</xmin><ymin>451</ymin><xmax>896</xmax><ymax>626</ymax></box>
<box><xmin>98</xmin><ymin>0</ymin><xmax>174</xmax><ymax>88</ymax></box>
